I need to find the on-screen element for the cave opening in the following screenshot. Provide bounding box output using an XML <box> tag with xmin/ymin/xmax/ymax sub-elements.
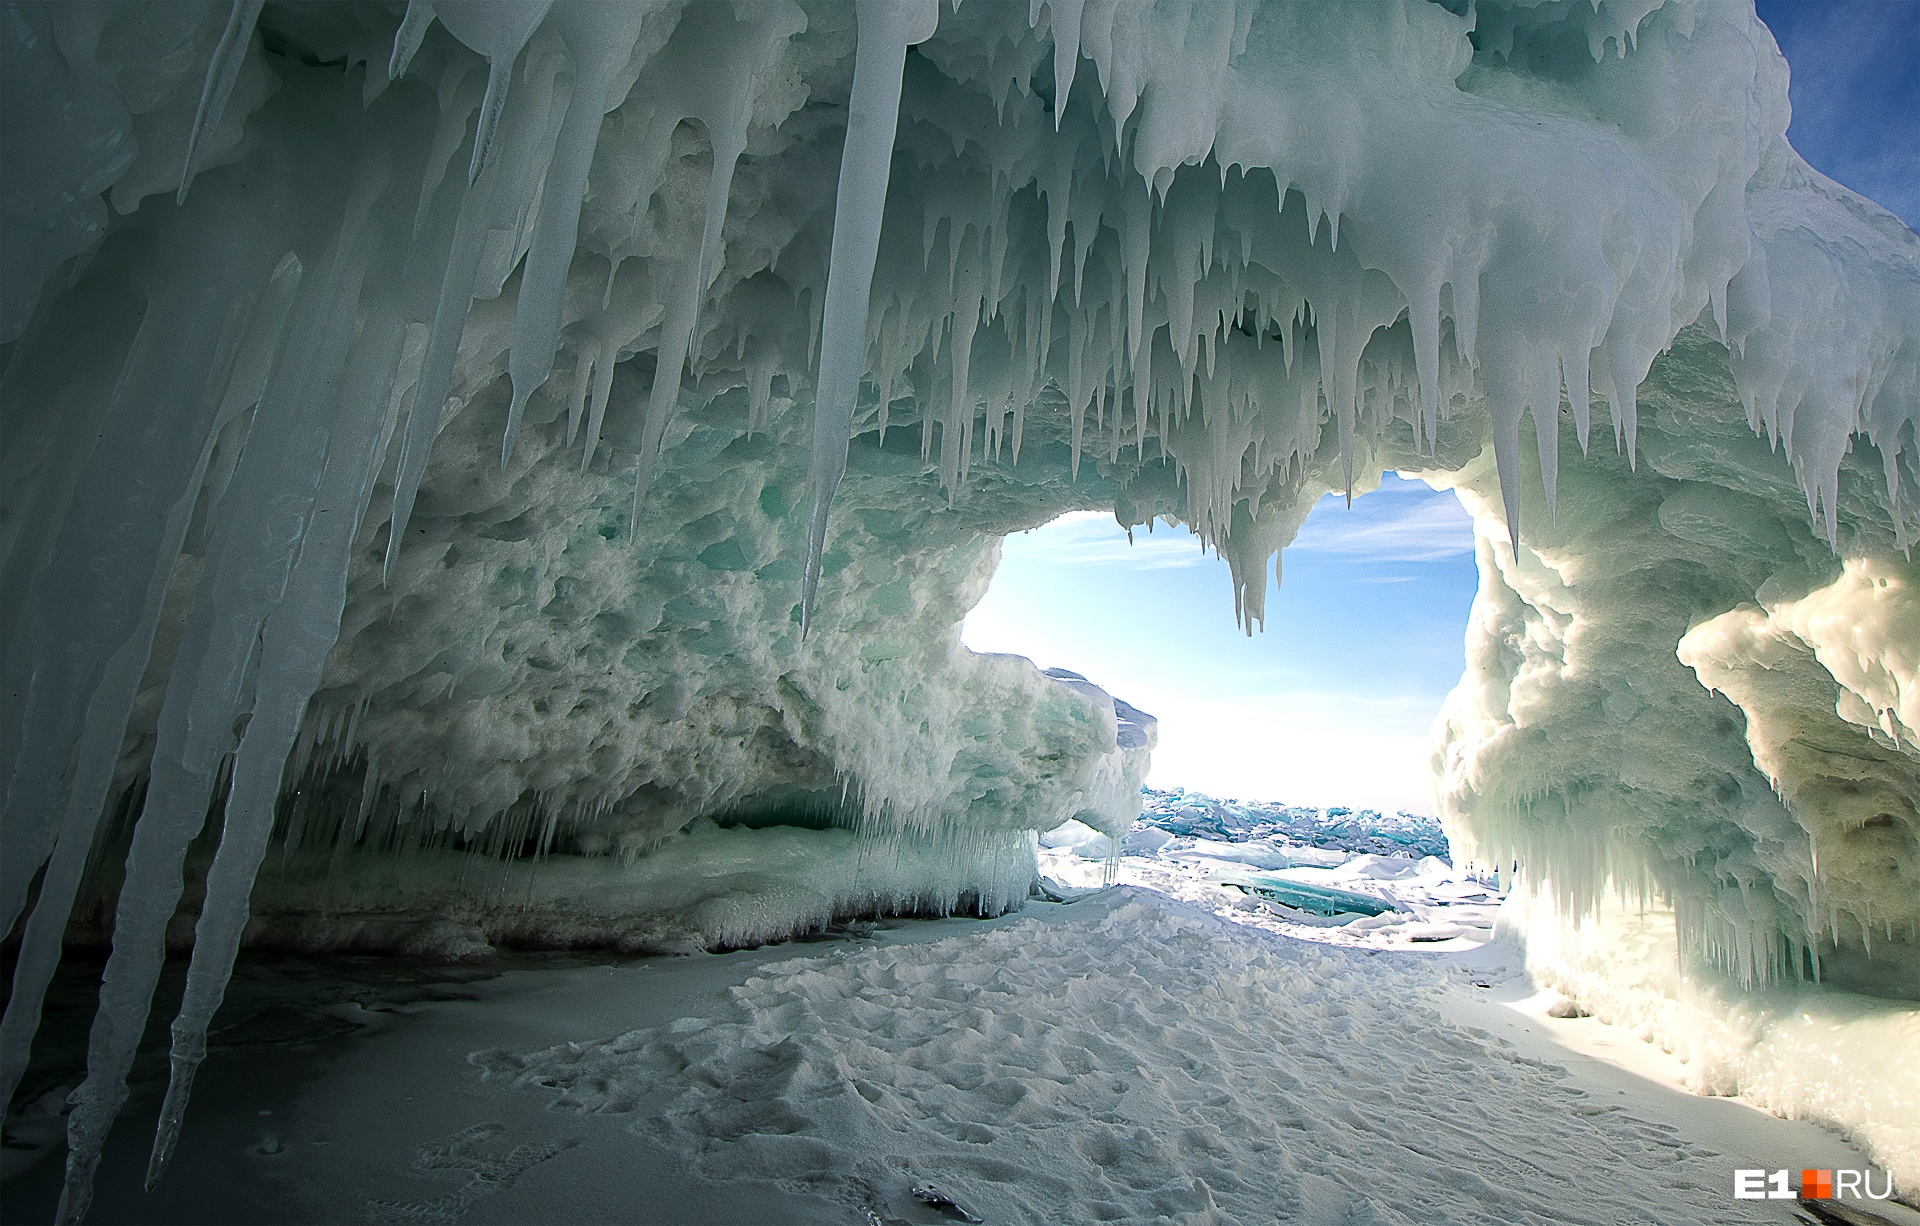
<box><xmin>963</xmin><ymin>473</ymin><xmax>1480</xmax><ymax>818</ymax></box>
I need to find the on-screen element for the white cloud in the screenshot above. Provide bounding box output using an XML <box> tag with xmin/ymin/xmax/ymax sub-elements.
<box><xmin>1001</xmin><ymin>511</ymin><xmax>1212</xmax><ymax>570</ymax></box>
<box><xmin>1288</xmin><ymin>489</ymin><xmax>1474</xmax><ymax>562</ymax></box>
<box><xmin>1007</xmin><ymin>485</ymin><xmax>1477</xmax><ymax>573</ymax></box>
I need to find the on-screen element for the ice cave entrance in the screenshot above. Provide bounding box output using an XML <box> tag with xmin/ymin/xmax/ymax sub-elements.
<box><xmin>963</xmin><ymin>474</ymin><xmax>1478</xmax><ymax>817</ymax></box>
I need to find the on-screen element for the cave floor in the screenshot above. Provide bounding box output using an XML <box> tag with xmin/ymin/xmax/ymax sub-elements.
<box><xmin>2</xmin><ymin>889</ymin><xmax>1909</xmax><ymax>1226</ymax></box>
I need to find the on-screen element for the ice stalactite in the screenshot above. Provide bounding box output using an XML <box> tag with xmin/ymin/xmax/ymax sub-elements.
<box><xmin>803</xmin><ymin>0</ymin><xmax>938</xmax><ymax>628</ymax></box>
<box><xmin>143</xmin><ymin>283</ymin><xmax>411</xmax><ymax>1189</ymax></box>
<box><xmin>58</xmin><ymin>155</ymin><xmax>405</xmax><ymax>1225</ymax></box>
<box><xmin>430</xmin><ymin>1</ymin><xmax>554</xmax><ymax>186</ymax></box>
<box><xmin>0</xmin><ymin>240</ymin><xmax>302</xmax><ymax>1120</ymax></box>
<box><xmin>380</xmin><ymin>80</ymin><xmax>510</xmax><ymax>582</ymax></box>
<box><xmin>501</xmin><ymin>1</ymin><xmax>661</xmax><ymax>466</ymax></box>
<box><xmin>175</xmin><ymin>0</ymin><xmax>266</xmax><ymax>205</ymax></box>
<box><xmin>622</xmin><ymin>0</ymin><xmax>811</xmax><ymax>527</ymax></box>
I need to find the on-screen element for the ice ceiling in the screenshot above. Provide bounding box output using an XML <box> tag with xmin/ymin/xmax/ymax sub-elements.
<box><xmin>2</xmin><ymin>0</ymin><xmax>1917</xmax><ymax>1215</ymax></box>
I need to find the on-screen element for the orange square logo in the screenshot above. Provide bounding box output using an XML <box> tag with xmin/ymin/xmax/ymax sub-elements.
<box><xmin>1801</xmin><ymin>1170</ymin><xmax>1834</xmax><ymax>1199</ymax></box>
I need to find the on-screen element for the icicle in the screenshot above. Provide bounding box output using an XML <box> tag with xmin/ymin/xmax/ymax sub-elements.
<box><xmin>176</xmin><ymin>0</ymin><xmax>264</xmax><ymax>206</ymax></box>
<box><xmin>802</xmin><ymin>0</ymin><xmax>936</xmax><ymax>630</ymax></box>
<box><xmin>60</xmin><ymin>721</ymin><xmax>244</xmax><ymax>1224</ymax></box>
<box><xmin>148</xmin><ymin>298</ymin><xmax>408</xmax><ymax>1191</ymax></box>
<box><xmin>386</xmin><ymin>129</ymin><xmax>503</xmax><ymax>581</ymax></box>
<box><xmin>1052</xmin><ymin>0</ymin><xmax>1082</xmax><ymax>125</ymax></box>
<box><xmin>564</xmin><ymin>345</ymin><xmax>592</xmax><ymax>445</ymax></box>
<box><xmin>613</xmin><ymin>6</ymin><xmax>812</xmax><ymax>496</ymax></box>
<box><xmin>504</xmin><ymin>3</ymin><xmax>652</xmax><ymax>467</ymax></box>
<box><xmin>1067</xmin><ymin>309</ymin><xmax>1087</xmax><ymax>478</ymax></box>
<box><xmin>630</xmin><ymin>259</ymin><xmax>701</xmax><ymax>530</ymax></box>
<box><xmin>58</xmin><ymin>161</ymin><xmax>389</xmax><ymax>1226</ymax></box>
<box><xmin>1534</xmin><ymin>378</ymin><xmax>1561</xmax><ymax>517</ymax></box>
<box><xmin>576</xmin><ymin>346</ymin><xmax>613</xmax><ymax>471</ymax></box>
<box><xmin>1041</xmin><ymin>157</ymin><xmax>1073</xmax><ymax>298</ymax></box>
<box><xmin>1489</xmin><ymin>397</ymin><xmax>1525</xmax><ymax>550</ymax></box>
<box><xmin>388</xmin><ymin>0</ymin><xmax>437</xmax><ymax>81</ymax></box>
<box><xmin>944</xmin><ymin>296</ymin><xmax>982</xmax><ymax>493</ymax></box>
<box><xmin>1311</xmin><ymin>300</ymin><xmax>1357</xmax><ymax>503</ymax></box>
<box><xmin>1122</xmin><ymin>187</ymin><xmax>1151</xmax><ymax>375</ymax></box>
<box><xmin>0</xmin><ymin>225</ymin><xmax>295</xmax><ymax>949</ymax></box>
<box><xmin>0</xmin><ymin>252</ymin><xmax>302</xmax><ymax>1118</ymax></box>
<box><xmin>1564</xmin><ymin>349</ymin><xmax>1593</xmax><ymax>453</ymax></box>
<box><xmin>406</xmin><ymin>62</ymin><xmax>480</xmax><ymax>239</ymax></box>
<box><xmin>428</xmin><ymin>1</ymin><xmax>554</xmax><ymax>187</ymax></box>
<box><xmin>1410</xmin><ymin>279</ymin><xmax>1442</xmax><ymax>450</ymax></box>
<box><xmin>1607</xmin><ymin>341</ymin><xmax>1640</xmax><ymax>468</ymax></box>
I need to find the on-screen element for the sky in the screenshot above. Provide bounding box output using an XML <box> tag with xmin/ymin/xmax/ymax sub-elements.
<box><xmin>963</xmin><ymin>476</ymin><xmax>1479</xmax><ymax>813</ymax></box>
<box><xmin>961</xmin><ymin>6</ymin><xmax>1916</xmax><ymax>815</ymax></box>
<box><xmin>1754</xmin><ymin>0</ymin><xmax>1919</xmax><ymax>230</ymax></box>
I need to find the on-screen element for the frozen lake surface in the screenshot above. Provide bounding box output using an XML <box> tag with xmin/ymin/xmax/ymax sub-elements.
<box><xmin>5</xmin><ymin>881</ymin><xmax>1905</xmax><ymax>1225</ymax></box>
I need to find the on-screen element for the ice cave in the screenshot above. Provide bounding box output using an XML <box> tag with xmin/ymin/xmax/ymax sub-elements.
<box><xmin>1</xmin><ymin>0</ymin><xmax>1916</xmax><ymax>1222</ymax></box>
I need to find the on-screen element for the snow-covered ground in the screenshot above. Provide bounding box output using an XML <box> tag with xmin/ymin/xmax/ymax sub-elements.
<box><xmin>7</xmin><ymin>878</ymin><xmax>1909</xmax><ymax>1224</ymax></box>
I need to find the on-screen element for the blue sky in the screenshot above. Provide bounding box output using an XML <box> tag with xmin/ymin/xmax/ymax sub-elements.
<box><xmin>963</xmin><ymin>476</ymin><xmax>1479</xmax><ymax>812</ymax></box>
<box><xmin>1755</xmin><ymin>0</ymin><xmax>1919</xmax><ymax>229</ymax></box>
<box><xmin>963</xmin><ymin>6</ymin><xmax>1915</xmax><ymax>814</ymax></box>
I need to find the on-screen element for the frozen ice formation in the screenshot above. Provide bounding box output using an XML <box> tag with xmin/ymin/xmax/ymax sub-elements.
<box><xmin>0</xmin><ymin>0</ymin><xmax>1916</xmax><ymax>1214</ymax></box>
<box><xmin>1138</xmin><ymin>787</ymin><xmax>1451</xmax><ymax>859</ymax></box>
<box><xmin>1502</xmin><ymin>886</ymin><xmax>1920</xmax><ymax>1189</ymax></box>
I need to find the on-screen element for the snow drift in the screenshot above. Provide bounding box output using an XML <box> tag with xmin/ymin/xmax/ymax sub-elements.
<box><xmin>486</xmin><ymin>888</ymin><xmax>1774</xmax><ymax>1226</ymax></box>
<box><xmin>1</xmin><ymin>0</ymin><xmax>1915</xmax><ymax>1213</ymax></box>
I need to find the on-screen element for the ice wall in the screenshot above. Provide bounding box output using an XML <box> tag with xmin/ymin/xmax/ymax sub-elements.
<box><xmin>1497</xmin><ymin>887</ymin><xmax>1919</xmax><ymax>1188</ymax></box>
<box><xmin>1</xmin><ymin>0</ymin><xmax>1916</xmax><ymax>1214</ymax></box>
<box><xmin>1429</xmin><ymin>325</ymin><xmax>1919</xmax><ymax>999</ymax></box>
<box><xmin>1421</xmin><ymin>325</ymin><xmax>1917</xmax><ymax>1181</ymax></box>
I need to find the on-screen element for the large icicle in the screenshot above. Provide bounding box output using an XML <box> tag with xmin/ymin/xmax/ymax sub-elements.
<box><xmin>175</xmin><ymin>0</ymin><xmax>265</xmax><ymax>204</ymax></box>
<box><xmin>501</xmin><ymin>3</ymin><xmax>657</xmax><ymax>465</ymax></box>
<box><xmin>146</xmin><ymin>292</ymin><xmax>408</xmax><ymax>1189</ymax></box>
<box><xmin>429</xmin><ymin>0</ymin><xmax>553</xmax><ymax>185</ymax></box>
<box><xmin>0</xmin><ymin>253</ymin><xmax>303</xmax><ymax>1116</ymax></box>
<box><xmin>0</xmin><ymin>201</ymin><xmax>291</xmax><ymax>942</ymax></box>
<box><xmin>624</xmin><ymin>0</ymin><xmax>808</xmax><ymax>520</ymax></box>
<box><xmin>383</xmin><ymin>121</ymin><xmax>501</xmax><ymax>580</ymax></box>
<box><xmin>57</xmin><ymin>165</ymin><xmax>391</xmax><ymax>1226</ymax></box>
<box><xmin>800</xmin><ymin>0</ymin><xmax>938</xmax><ymax>627</ymax></box>
<box><xmin>1039</xmin><ymin>0</ymin><xmax>1086</xmax><ymax>129</ymax></box>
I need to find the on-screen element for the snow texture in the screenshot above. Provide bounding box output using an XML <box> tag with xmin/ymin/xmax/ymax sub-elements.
<box><xmin>485</xmin><ymin>888</ymin><xmax>1795</xmax><ymax>1225</ymax></box>
<box><xmin>0</xmin><ymin>0</ymin><xmax>1916</xmax><ymax>1215</ymax></box>
<box><xmin>1043</xmin><ymin>810</ymin><xmax>1915</xmax><ymax>1188</ymax></box>
<box><xmin>1501</xmin><ymin>882</ymin><xmax>1919</xmax><ymax>1192</ymax></box>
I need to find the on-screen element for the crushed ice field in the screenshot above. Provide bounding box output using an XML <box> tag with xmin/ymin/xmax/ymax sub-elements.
<box><xmin>5</xmin><ymin>842</ymin><xmax>1905</xmax><ymax>1226</ymax></box>
<box><xmin>1037</xmin><ymin>815</ymin><xmax>1503</xmax><ymax>954</ymax></box>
